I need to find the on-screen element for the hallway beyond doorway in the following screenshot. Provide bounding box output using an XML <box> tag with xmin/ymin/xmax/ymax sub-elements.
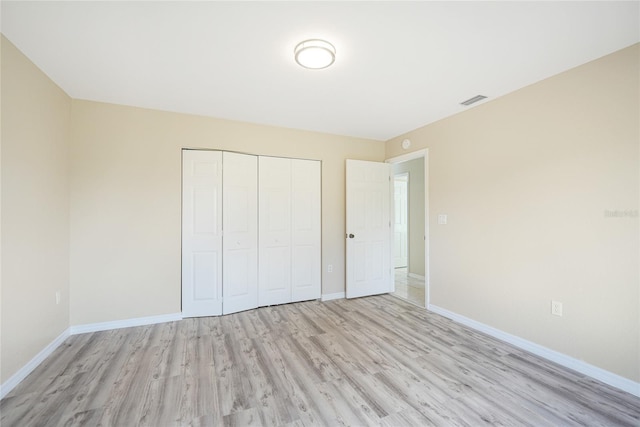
<box><xmin>393</xmin><ymin>267</ymin><xmax>425</xmax><ymax>307</ymax></box>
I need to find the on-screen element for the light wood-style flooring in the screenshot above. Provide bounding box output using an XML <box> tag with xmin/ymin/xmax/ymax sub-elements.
<box><xmin>393</xmin><ymin>268</ymin><xmax>425</xmax><ymax>307</ymax></box>
<box><xmin>1</xmin><ymin>295</ymin><xmax>639</xmax><ymax>426</ymax></box>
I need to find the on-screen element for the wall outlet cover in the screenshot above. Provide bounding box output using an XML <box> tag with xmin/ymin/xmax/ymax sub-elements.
<box><xmin>551</xmin><ymin>300</ymin><xmax>563</xmax><ymax>316</ymax></box>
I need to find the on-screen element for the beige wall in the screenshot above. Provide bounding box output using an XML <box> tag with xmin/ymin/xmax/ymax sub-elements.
<box><xmin>393</xmin><ymin>158</ymin><xmax>425</xmax><ymax>276</ymax></box>
<box><xmin>1</xmin><ymin>36</ymin><xmax>71</xmax><ymax>383</ymax></box>
<box><xmin>387</xmin><ymin>44</ymin><xmax>640</xmax><ymax>382</ymax></box>
<box><xmin>70</xmin><ymin>100</ymin><xmax>384</xmax><ymax>325</ymax></box>
<box><xmin>2</xmin><ymin>31</ymin><xmax>637</xmax><ymax>389</ymax></box>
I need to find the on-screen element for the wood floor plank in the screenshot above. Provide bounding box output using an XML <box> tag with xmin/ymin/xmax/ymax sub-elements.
<box><xmin>313</xmin><ymin>380</ymin><xmax>377</xmax><ymax>426</ymax></box>
<box><xmin>2</xmin><ymin>295</ymin><xmax>639</xmax><ymax>426</ymax></box>
<box><xmin>279</xmin><ymin>334</ymin><xmax>343</xmax><ymax>384</ymax></box>
<box><xmin>214</xmin><ymin>334</ymin><xmax>253</xmax><ymax>416</ymax></box>
<box><xmin>373</xmin><ymin>369</ymin><xmax>467</xmax><ymax>425</ymax></box>
<box><xmin>378</xmin><ymin>406</ymin><xmax>437</xmax><ymax>427</ymax></box>
<box><xmin>265</xmin><ymin>338</ymin><xmax>345</xmax><ymax>426</ymax></box>
<box><xmin>237</xmin><ymin>338</ymin><xmax>297</xmax><ymax>426</ymax></box>
<box><xmin>257</xmin><ymin>338</ymin><xmax>329</xmax><ymax>426</ymax></box>
<box><xmin>56</xmin><ymin>330</ymin><xmax>147</xmax><ymax>421</ymax></box>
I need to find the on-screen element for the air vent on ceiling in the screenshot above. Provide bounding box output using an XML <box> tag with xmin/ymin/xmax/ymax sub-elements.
<box><xmin>460</xmin><ymin>95</ymin><xmax>487</xmax><ymax>106</ymax></box>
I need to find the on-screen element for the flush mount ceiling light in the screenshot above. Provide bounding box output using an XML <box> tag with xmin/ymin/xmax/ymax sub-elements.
<box><xmin>294</xmin><ymin>39</ymin><xmax>336</xmax><ymax>69</ymax></box>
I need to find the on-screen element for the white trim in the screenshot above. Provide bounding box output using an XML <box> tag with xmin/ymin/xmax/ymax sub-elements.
<box><xmin>0</xmin><ymin>327</ymin><xmax>71</xmax><ymax>400</ymax></box>
<box><xmin>394</xmin><ymin>172</ymin><xmax>409</xmax><ymax>182</ymax></box>
<box><xmin>5</xmin><ymin>305</ymin><xmax>637</xmax><ymax>402</ymax></box>
<box><xmin>386</xmin><ymin>148</ymin><xmax>428</xmax><ymax>164</ymax></box>
<box><xmin>428</xmin><ymin>304</ymin><xmax>640</xmax><ymax>398</ymax></box>
<box><xmin>69</xmin><ymin>312</ymin><xmax>183</xmax><ymax>335</ymax></box>
<box><xmin>408</xmin><ymin>273</ymin><xmax>425</xmax><ymax>280</ymax></box>
<box><xmin>1</xmin><ymin>312</ymin><xmax>184</xmax><ymax>399</ymax></box>
<box><xmin>321</xmin><ymin>292</ymin><xmax>345</xmax><ymax>301</ymax></box>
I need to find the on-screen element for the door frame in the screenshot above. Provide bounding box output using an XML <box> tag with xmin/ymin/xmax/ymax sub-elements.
<box><xmin>386</xmin><ymin>149</ymin><xmax>429</xmax><ymax>308</ymax></box>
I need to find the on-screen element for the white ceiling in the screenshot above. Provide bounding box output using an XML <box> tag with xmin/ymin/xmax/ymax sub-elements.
<box><xmin>2</xmin><ymin>1</ymin><xmax>639</xmax><ymax>141</ymax></box>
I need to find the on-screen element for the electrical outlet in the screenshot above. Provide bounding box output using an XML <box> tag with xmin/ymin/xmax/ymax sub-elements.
<box><xmin>328</xmin><ymin>264</ymin><xmax>333</xmax><ymax>273</ymax></box>
<box><xmin>55</xmin><ymin>291</ymin><xmax>61</xmax><ymax>305</ymax></box>
<box><xmin>551</xmin><ymin>300</ymin><xmax>563</xmax><ymax>316</ymax></box>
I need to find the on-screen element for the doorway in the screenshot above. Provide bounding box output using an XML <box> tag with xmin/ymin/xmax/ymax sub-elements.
<box><xmin>387</xmin><ymin>150</ymin><xmax>428</xmax><ymax>307</ymax></box>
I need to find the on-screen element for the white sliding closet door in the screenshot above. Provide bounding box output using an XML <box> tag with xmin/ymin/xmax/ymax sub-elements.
<box><xmin>222</xmin><ymin>152</ymin><xmax>259</xmax><ymax>314</ymax></box>
<box><xmin>259</xmin><ymin>157</ymin><xmax>321</xmax><ymax>306</ymax></box>
<box><xmin>259</xmin><ymin>156</ymin><xmax>292</xmax><ymax>306</ymax></box>
<box><xmin>182</xmin><ymin>150</ymin><xmax>223</xmax><ymax>317</ymax></box>
<box><xmin>291</xmin><ymin>159</ymin><xmax>321</xmax><ymax>302</ymax></box>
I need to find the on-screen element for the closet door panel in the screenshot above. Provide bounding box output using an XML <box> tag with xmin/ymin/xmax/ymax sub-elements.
<box><xmin>261</xmin><ymin>246</ymin><xmax>291</xmax><ymax>305</ymax></box>
<box><xmin>258</xmin><ymin>157</ymin><xmax>292</xmax><ymax>306</ymax></box>
<box><xmin>223</xmin><ymin>152</ymin><xmax>258</xmax><ymax>315</ymax></box>
<box><xmin>182</xmin><ymin>150</ymin><xmax>223</xmax><ymax>317</ymax></box>
<box><xmin>292</xmin><ymin>245</ymin><xmax>315</xmax><ymax>297</ymax></box>
<box><xmin>292</xmin><ymin>159</ymin><xmax>321</xmax><ymax>302</ymax></box>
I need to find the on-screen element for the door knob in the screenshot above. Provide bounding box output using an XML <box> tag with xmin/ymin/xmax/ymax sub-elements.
<box><xmin>348</xmin><ymin>234</ymin><xmax>355</xmax><ymax>239</ymax></box>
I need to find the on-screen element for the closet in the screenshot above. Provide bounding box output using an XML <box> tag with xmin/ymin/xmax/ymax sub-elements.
<box><xmin>258</xmin><ymin>156</ymin><xmax>321</xmax><ymax>306</ymax></box>
<box><xmin>181</xmin><ymin>149</ymin><xmax>321</xmax><ymax>317</ymax></box>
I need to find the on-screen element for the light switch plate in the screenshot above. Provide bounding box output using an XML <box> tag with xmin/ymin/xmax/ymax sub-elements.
<box><xmin>438</xmin><ymin>214</ymin><xmax>448</xmax><ymax>225</ymax></box>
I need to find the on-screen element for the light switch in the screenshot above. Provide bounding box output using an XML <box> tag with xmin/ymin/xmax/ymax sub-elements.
<box><xmin>438</xmin><ymin>214</ymin><xmax>448</xmax><ymax>225</ymax></box>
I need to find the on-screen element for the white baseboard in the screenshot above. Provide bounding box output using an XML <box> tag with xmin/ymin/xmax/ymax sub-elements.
<box><xmin>428</xmin><ymin>304</ymin><xmax>640</xmax><ymax>398</ymax></box>
<box><xmin>321</xmin><ymin>292</ymin><xmax>345</xmax><ymax>301</ymax></box>
<box><xmin>70</xmin><ymin>312</ymin><xmax>183</xmax><ymax>335</ymax></box>
<box><xmin>2</xmin><ymin>312</ymin><xmax>184</xmax><ymax>399</ymax></box>
<box><xmin>8</xmin><ymin>304</ymin><xmax>637</xmax><ymax>401</ymax></box>
<box><xmin>408</xmin><ymin>273</ymin><xmax>425</xmax><ymax>280</ymax></box>
<box><xmin>0</xmin><ymin>327</ymin><xmax>71</xmax><ymax>400</ymax></box>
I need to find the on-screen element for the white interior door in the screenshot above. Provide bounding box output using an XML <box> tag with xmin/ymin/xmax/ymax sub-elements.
<box><xmin>291</xmin><ymin>159</ymin><xmax>321</xmax><ymax>302</ymax></box>
<box><xmin>223</xmin><ymin>152</ymin><xmax>258</xmax><ymax>314</ymax></box>
<box><xmin>259</xmin><ymin>156</ymin><xmax>292</xmax><ymax>306</ymax></box>
<box><xmin>346</xmin><ymin>159</ymin><xmax>391</xmax><ymax>298</ymax></box>
<box><xmin>394</xmin><ymin>174</ymin><xmax>408</xmax><ymax>268</ymax></box>
<box><xmin>182</xmin><ymin>150</ymin><xmax>223</xmax><ymax>317</ymax></box>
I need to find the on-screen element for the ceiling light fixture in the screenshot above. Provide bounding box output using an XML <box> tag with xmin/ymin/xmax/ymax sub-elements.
<box><xmin>294</xmin><ymin>39</ymin><xmax>336</xmax><ymax>70</ymax></box>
